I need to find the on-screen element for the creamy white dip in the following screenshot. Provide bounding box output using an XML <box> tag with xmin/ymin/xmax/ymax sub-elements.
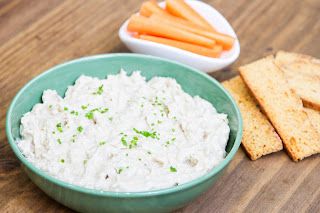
<box><xmin>18</xmin><ymin>70</ymin><xmax>230</xmax><ymax>192</ymax></box>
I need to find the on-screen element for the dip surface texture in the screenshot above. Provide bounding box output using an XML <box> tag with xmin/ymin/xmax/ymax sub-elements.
<box><xmin>18</xmin><ymin>70</ymin><xmax>230</xmax><ymax>192</ymax></box>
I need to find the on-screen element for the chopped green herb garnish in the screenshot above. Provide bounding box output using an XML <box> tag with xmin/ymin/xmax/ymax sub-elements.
<box><xmin>161</xmin><ymin>113</ymin><xmax>164</xmax><ymax>117</ymax></box>
<box><xmin>172</xmin><ymin>129</ymin><xmax>175</xmax><ymax>132</ymax></box>
<box><xmin>151</xmin><ymin>123</ymin><xmax>155</xmax><ymax>126</ymax></box>
<box><xmin>109</xmin><ymin>117</ymin><xmax>113</xmax><ymax>120</ymax></box>
<box><xmin>52</xmin><ymin>131</ymin><xmax>55</xmax><ymax>134</ymax></box>
<box><xmin>162</xmin><ymin>90</ymin><xmax>165</xmax><ymax>93</ymax></box>
<box><xmin>167</xmin><ymin>141</ymin><xmax>170</xmax><ymax>144</ymax></box>
<box><xmin>148</xmin><ymin>152</ymin><xmax>151</xmax><ymax>154</ymax></box>
<box><xmin>64</xmin><ymin>107</ymin><xmax>68</xmax><ymax>111</ymax></box>
<box><xmin>172</xmin><ymin>138</ymin><xmax>176</xmax><ymax>141</ymax></box>
<box><xmin>119</xmin><ymin>169</ymin><xmax>123</xmax><ymax>174</ymax></box>
<box><xmin>101</xmin><ymin>108</ymin><xmax>108</xmax><ymax>113</ymax></box>
<box><xmin>61</xmin><ymin>159</ymin><xmax>65</xmax><ymax>163</ymax></box>
<box><xmin>126</xmin><ymin>153</ymin><xmax>128</xmax><ymax>156</ymax></box>
<box><xmin>57</xmin><ymin>123</ymin><xmax>61</xmax><ymax>127</ymax></box>
<box><xmin>133</xmin><ymin>128</ymin><xmax>156</xmax><ymax>139</ymax></box>
<box><xmin>129</xmin><ymin>144</ymin><xmax>132</xmax><ymax>149</ymax></box>
<box><xmin>84</xmin><ymin>160</ymin><xmax>87</xmax><ymax>164</ymax></box>
<box><xmin>72</xmin><ymin>139</ymin><xmax>75</xmax><ymax>143</ymax></box>
<box><xmin>126</xmin><ymin>166</ymin><xmax>129</xmax><ymax>169</ymax></box>
<box><xmin>157</xmin><ymin>103</ymin><xmax>162</xmax><ymax>105</ymax></box>
<box><xmin>49</xmin><ymin>105</ymin><xmax>52</xmax><ymax>108</ymax></box>
<box><xmin>121</xmin><ymin>137</ymin><xmax>127</xmax><ymax>146</ymax></box>
<box><xmin>139</xmin><ymin>158</ymin><xmax>141</xmax><ymax>161</ymax></box>
<box><xmin>154</xmin><ymin>113</ymin><xmax>157</xmax><ymax>115</ymax></box>
<box><xmin>141</xmin><ymin>104</ymin><xmax>144</xmax><ymax>107</ymax></box>
<box><xmin>73</xmin><ymin>135</ymin><xmax>76</xmax><ymax>137</ymax></box>
<box><xmin>77</xmin><ymin>126</ymin><xmax>83</xmax><ymax>132</ymax></box>
<box><xmin>156</xmin><ymin>97</ymin><xmax>158</xmax><ymax>100</ymax></box>
<box><xmin>223</xmin><ymin>119</ymin><xmax>225</xmax><ymax>122</ymax></box>
<box><xmin>170</xmin><ymin>166</ymin><xmax>177</xmax><ymax>172</ymax></box>
<box><xmin>143</xmin><ymin>97</ymin><xmax>146</xmax><ymax>99</ymax></box>
<box><xmin>57</xmin><ymin>127</ymin><xmax>63</xmax><ymax>132</ymax></box>
<box><xmin>131</xmin><ymin>140</ymin><xmax>137</xmax><ymax>146</ymax></box>
<box><xmin>85</xmin><ymin>108</ymin><xmax>100</xmax><ymax>119</ymax></box>
<box><xmin>158</xmin><ymin>120</ymin><xmax>162</xmax><ymax>124</ymax></box>
<box><xmin>174</xmin><ymin>117</ymin><xmax>176</xmax><ymax>119</ymax></box>
<box><xmin>120</xmin><ymin>133</ymin><xmax>123</xmax><ymax>135</ymax></box>
<box><xmin>94</xmin><ymin>85</ymin><xmax>104</xmax><ymax>95</ymax></box>
<box><xmin>81</xmin><ymin>106</ymin><xmax>87</xmax><ymax>110</ymax></box>
<box><xmin>133</xmin><ymin>136</ymin><xmax>138</xmax><ymax>140</ymax></box>
<box><xmin>57</xmin><ymin>139</ymin><xmax>61</xmax><ymax>144</ymax></box>
<box><xmin>99</xmin><ymin>142</ymin><xmax>106</xmax><ymax>146</ymax></box>
<box><xmin>75</xmin><ymin>112</ymin><xmax>78</xmax><ymax>116</ymax></box>
<box><xmin>85</xmin><ymin>111</ymin><xmax>93</xmax><ymax>119</ymax></box>
<box><xmin>71</xmin><ymin>110</ymin><xmax>75</xmax><ymax>114</ymax></box>
<box><xmin>124</xmin><ymin>134</ymin><xmax>127</xmax><ymax>137</ymax></box>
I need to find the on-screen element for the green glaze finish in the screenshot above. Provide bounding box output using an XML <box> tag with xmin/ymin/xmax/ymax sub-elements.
<box><xmin>6</xmin><ymin>53</ymin><xmax>242</xmax><ymax>213</ymax></box>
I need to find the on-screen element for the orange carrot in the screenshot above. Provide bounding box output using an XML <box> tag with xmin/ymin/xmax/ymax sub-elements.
<box><xmin>149</xmin><ymin>14</ymin><xmax>235</xmax><ymax>50</ymax></box>
<box><xmin>150</xmin><ymin>10</ymin><xmax>215</xmax><ymax>31</ymax></box>
<box><xmin>166</xmin><ymin>0</ymin><xmax>213</xmax><ymax>30</ymax></box>
<box><xmin>127</xmin><ymin>15</ymin><xmax>216</xmax><ymax>48</ymax></box>
<box><xmin>139</xmin><ymin>4</ymin><xmax>153</xmax><ymax>17</ymax></box>
<box><xmin>139</xmin><ymin>0</ymin><xmax>170</xmax><ymax>17</ymax></box>
<box><xmin>139</xmin><ymin>0</ymin><xmax>214</xmax><ymax>32</ymax></box>
<box><xmin>139</xmin><ymin>35</ymin><xmax>222</xmax><ymax>58</ymax></box>
<box><xmin>131</xmin><ymin>33</ymin><xmax>141</xmax><ymax>39</ymax></box>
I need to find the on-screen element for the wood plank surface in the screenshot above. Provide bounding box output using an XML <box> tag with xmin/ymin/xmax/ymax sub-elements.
<box><xmin>0</xmin><ymin>0</ymin><xmax>320</xmax><ymax>212</ymax></box>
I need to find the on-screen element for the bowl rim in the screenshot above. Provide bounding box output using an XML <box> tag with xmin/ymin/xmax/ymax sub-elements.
<box><xmin>6</xmin><ymin>53</ymin><xmax>243</xmax><ymax>198</ymax></box>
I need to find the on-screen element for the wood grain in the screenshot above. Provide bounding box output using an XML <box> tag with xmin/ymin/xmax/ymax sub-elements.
<box><xmin>0</xmin><ymin>0</ymin><xmax>320</xmax><ymax>212</ymax></box>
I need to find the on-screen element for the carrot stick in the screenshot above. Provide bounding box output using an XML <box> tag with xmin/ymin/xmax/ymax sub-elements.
<box><xmin>150</xmin><ymin>14</ymin><xmax>235</xmax><ymax>50</ymax></box>
<box><xmin>139</xmin><ymin>0</ymin><xmax>215</xmax><ymax>32</ymax></box>
<box><xmin>151</xmin><ymin>11</ymin><xmax>215</xmax><ymax>32</ymax></box>
<box><xmin>165</xmin><ymin>0</ymin><xmax>214</xmax><ymax>30</ymax></box>
<box><xmin>139</xmin><ymin>0</ymin><xmax>170</xmax><ymax>17</ymax></box>
<box><xmin>139</xmin><ymin>34</ymin><xmax>222</xmax><ymax>58</ymax></box>
<box><xmin>139</xmin><ymin>4</ymin><xmax>153</xmax><ymax>17</ymax></box>
<box><xmin>131</xmin><ymin>32</ymin><xmax>141</xmax><ymax>38</ymax></box>
<box><xmin>127</xmin><ymin>15</ymin><xmax>216</xmax><ymax>48</ymax></box>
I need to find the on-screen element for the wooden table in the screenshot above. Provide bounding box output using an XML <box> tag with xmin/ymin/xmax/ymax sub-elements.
<box><xmin>1</xmin><ymin>0</ymin><xmax>320</xmax><ymax>212</ymax></box>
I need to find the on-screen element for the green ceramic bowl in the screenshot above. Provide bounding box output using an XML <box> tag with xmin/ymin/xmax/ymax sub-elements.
<box><xmin>6</xmin><ymin>53</ymin><xmax>242</xmax><ymax>213</ymax></box>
